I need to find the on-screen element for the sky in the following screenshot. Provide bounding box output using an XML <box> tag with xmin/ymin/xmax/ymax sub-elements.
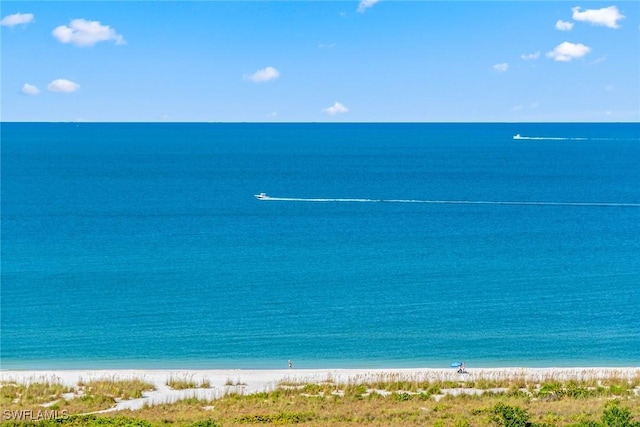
<box><xmin>1</xmin><ymin>1</ymin><xmax>638</xmax><ymax>122</ymax></box>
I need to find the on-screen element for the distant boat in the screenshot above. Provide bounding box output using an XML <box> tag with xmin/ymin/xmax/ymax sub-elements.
<box><xmin>255</xmin><ymin>192</ymin><xmax>268</xmax><ymax>200</ymax></box>
<box><xmin>513</xmin><ymin>133</ymin><xmax>522</xmax><ymax>139</ymax></box>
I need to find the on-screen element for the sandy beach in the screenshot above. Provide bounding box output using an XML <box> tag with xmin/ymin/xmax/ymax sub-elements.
<box><xmin>2</xmin><ymin>367</ymin><xmax>638</xmax><ymax>412</ymax></box>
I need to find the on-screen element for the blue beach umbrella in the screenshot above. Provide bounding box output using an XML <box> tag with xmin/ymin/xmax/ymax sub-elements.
<box><xmin>450</xmin><ymin>362</ymin><xmax>463</xmax><ymax>368</ymax></box>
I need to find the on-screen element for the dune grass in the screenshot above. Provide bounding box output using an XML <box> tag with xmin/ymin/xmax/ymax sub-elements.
<box><xmin>167</xmin><ymin>374</ymin><xmax>211</xmax><ymax>390</ymax></box>
<box><xmin>1</xmin><ymin>375</ymin><xmax>638</xmax><ymax>426</ymax></box>
<box><xmin>0</xmin><ymin>381</ymin><xmax>71</xmax><ymax>406</ymax></box>
<box><xmin>1</xmin><ymin>378</ymin><xmax>155</xmax><ymax>415</ymax></box>
<box><xmin>78</xmin><ymin>378</ymin><xmax>155</xmax><ymax>400</ymax></box>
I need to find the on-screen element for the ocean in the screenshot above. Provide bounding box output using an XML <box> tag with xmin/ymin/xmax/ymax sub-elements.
<box><xmin>1</xmin><ymin>122</ymin><xmax>639</xmax><ymax>369</ymax></box>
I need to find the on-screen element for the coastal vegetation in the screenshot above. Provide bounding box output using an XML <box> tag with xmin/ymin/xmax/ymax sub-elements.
<box><xmin>167</xmin><ymin>375</ymin><xmax>211</xmax><ymax>390</ymax></box>
<box><xmin>1</xmin><ymin>376</ymin><xmax>638</xmax><ymax>426</ymax></box>
<box><xmin>78</xmin><ymin>379</ymin><xmax>156</xmax><ymax>400</ymax></box>
<box><xmin>1</xmin><ymin>379</ymin><xmax>156</xmax><ymax>416</ymax></box>
<box><xmin>1</xmin><ymin>381</ymin><xmax>71</xmax><ymax>406</ymax></box>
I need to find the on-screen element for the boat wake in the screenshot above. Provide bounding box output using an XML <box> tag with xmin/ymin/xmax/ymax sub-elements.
<box><xmin>255</xmin><ymin>195</ymin><xmax>640</xmax><ymax>208</ymax></box>
<box><xmin>513</xmin><ymin>133</ymin><xmax>587</xmax><ymax>141</ymax></box>
<box><xmin>512</xmin><ymin>134</ymin><xmax>638</xmax><ymax>141</ymax></box>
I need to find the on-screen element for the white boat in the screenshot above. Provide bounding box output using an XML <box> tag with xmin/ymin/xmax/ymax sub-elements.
<box><xmin>513</xmin><ymin>133</ymin><xmax>522</xmax><ymax>139</ymax></box>
<box><xmin>255</xmin><ymin>192</ymin><xmax>268</xmax><ymax>200</ymax></box>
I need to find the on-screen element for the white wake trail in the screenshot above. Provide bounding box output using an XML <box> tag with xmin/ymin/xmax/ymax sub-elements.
<box><xmin>258</xmin><ymin>196</ymin><xmax>640</xmax><ymax>208</ymax></box>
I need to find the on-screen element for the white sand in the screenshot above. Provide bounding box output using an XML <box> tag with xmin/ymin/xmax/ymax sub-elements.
<box><xmin>2</xmin><ymin>367</ymin><xmax>638</xmax><ymax>412</ymax></box>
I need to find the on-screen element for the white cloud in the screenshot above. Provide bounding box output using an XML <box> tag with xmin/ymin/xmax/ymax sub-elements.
<box><xmin>493</xmin><ymin>63</ymin><xmax>508</xmax><ymax>72</ymax></box>
<box><xmin>21</xmin><ymin>83</ymin><xmax>39</xmax><ymax>95</ymax></box>
<box><xmin>0</xmin><ymin>12</ymin><xmax>34</xmax><ymax>27</ymax></box>
<box><xmin>521</xmin><ymin>52</ymin><xmax>540</xmax><ymax>60</ymax></box>
<box><xmin>555</xmin><ymin>20</ymin><xmax>574</xmax><ymax>31</ymax></box>
<box><xmin>357</xmin><ymin>0</ymin><xmax>380</xmax><ymax>13</ymax></box>
<box><xmin>323</xmin><ymin>102</ymin><xmax>348</xmax><ymax>116</ymax></box>
<box><xmin>52</xmin><ymin>19</ymin><xmax>125</xmax><ymax>46</ymax></box>
<box><xmin>546</xmin><ymin>42</ymin><xmax>591</xmax><ymax>62</ymax></box>
<box><xmin>246</xmin><ymin>66</ymin><xmax>280</xmax><ymax>83</ymax></box>
<box><xmin>572</xmin><ymin>6</ymin><xmax>624</xmax><ymax>29</ymax></box>
<box><xmin>48</xmin><ymin>79</ymin><xmax>80</xmax><ymax>93</ymax></box>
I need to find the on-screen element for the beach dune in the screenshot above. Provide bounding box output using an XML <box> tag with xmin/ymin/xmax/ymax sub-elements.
<box><xmin>2</xmin><ymin>367</ymin><xmax>638</xmax><ymax>412</ymax></box>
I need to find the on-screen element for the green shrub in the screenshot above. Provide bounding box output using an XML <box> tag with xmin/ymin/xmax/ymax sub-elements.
<box><xmin>391</xmin><ymin>392</ymin><xmax>413</xmax><ymax>402</ymax></box>
<box><xmin>565</xmin><ymin>383</ymin><xmax>596</xmax><ymax>399</ymax></box>
<box><xmin>235</xmin><ymin>411</ymin><xmax>315</xmax><ymax>424</ymax></box>
<box><xmin>491</xmin><ymin>403</ymin><xmax>533</xmax><ymax>427</ymax></box>
<box><xmin>538</xmin><ymin>381</ymin><xmax>562</xmax><ymax>398</ymax></box>
<box><xmin>608</xmin><ymin>385</ymin><xmax>628</xmax><ymax>396</ymax></box>
<box><xmin>568</xmin><ymin>421</ymin><xmax>603</xmax><ymax>427</ymax></box>
<box><xmin>416</xmin><ymin>391</ymin><xmax>431</xmax><ymax>401</ymax></box>
<box><xmin>302</xmin><ymin>384</ymin><xmax>322</xmax><ymax>395</ymax></box>
<box><xmin>602</xmin><ymin>401</ymin><xmax>632</xmax><ymax>427</ymax></box>
<box><xmin>189</xmin><ymin>420</ymin><xmax>223</xmax><ymax>427</ymax></box>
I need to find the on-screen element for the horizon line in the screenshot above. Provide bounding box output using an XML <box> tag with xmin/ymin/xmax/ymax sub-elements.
<box><xmin>2</xmin><ymin>120</ymin><xmax>638</xmax><ymax>124</ymax></box>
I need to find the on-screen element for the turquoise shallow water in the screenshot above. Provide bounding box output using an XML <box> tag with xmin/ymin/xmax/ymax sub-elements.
<box><xmin>1</xmin><ymin>122</ymin><xmax>639</xmax><ymax>369</ymax></box>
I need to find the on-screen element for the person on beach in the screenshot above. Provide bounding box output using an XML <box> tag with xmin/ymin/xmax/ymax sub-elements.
<box><xmin>288</xmin><ymin>360</ymin><xmax>292</xmax><ymax>369</ymax></box>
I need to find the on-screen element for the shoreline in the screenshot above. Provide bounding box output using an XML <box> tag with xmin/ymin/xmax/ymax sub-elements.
<box><xmin>3</xmin><ymin>367</ymin><xmax>639</xmax><ymax>410</ymax></box>
<box><xmin>3</xmin><ymin>367</ymin><xmax>639</xmax><ymax>385</ymax></box>
<box><xmin>3</xmin><ymin>358</ymin><xmax>638</xmax><ymax>370</ymax></box>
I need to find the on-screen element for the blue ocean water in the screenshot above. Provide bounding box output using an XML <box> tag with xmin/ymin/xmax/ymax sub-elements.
<box><xmin>1</xmin><ymin>122</ymin><xmax>639</xmax><ymax>370</ymax></box>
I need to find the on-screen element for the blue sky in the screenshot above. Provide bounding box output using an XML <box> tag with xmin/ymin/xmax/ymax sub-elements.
<box><xmin>1</xmin><ymin>1</ymin><xmax>638</xmax><ymax>122</ymax></box>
